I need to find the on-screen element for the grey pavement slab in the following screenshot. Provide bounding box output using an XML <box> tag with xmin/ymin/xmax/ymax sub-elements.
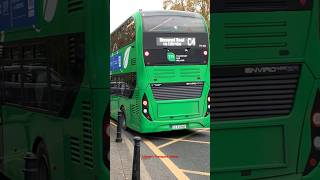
<box><xmin>110</xmin><ymin>123</ymin><xmax>152</xmax><ymax>180</ymax></box>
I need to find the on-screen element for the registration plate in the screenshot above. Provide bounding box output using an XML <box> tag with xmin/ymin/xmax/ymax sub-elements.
<box><xmin>172</xmin><ymin>124</ymin><xmax>187</xmax><ymax>130</ymax></box>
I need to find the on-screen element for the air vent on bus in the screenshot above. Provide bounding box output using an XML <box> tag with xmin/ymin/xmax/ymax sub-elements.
<box><xmin>68</xmin><ymin>36</ymin><xmax>76</xmax><ymax>63</ymax></box>
<box><xmin>131</xmin><ymin>58</ymin><xmax>136</xmax><ymax>65</ymax></box>
<box><xmin>210</xmin><ymin>64</ymin><xmax>300</xmax><ymax>121</ymax></box>
<box><xmin>70</xmin><ymin>137</ymin><xmax>81</xmax><ymax>164</ymax></box>
<box><xmin>81</xmin><ymin>101</ymin><xmax>94</xmax><ymax>169</ymax></box>
<box><xmin>225</xmin><ymin>0</ymin><xmax>288</xmax><ymax>11</ymax></box>
<box><xmin>68</xmin><ymin>0</ymin><xmax>84</xmax><ymax>13</ymax></box>
<box><xmin>131</xmin><ymin>93</ymin><xmax>140</xmax><ymax>119</ymax></box>
<box><xmin>180</xmin><ymin>68</ymin><xmax>201</xmax><ymax>78</ymax></box>
<box><xmin>224</xmin><ymin>21</ymin><xmax>288</xmax><ymax>49</ymax></box>
<box><xmin>153</xmin><ymin>69</ymin><xmax>176</xmax><ymax>79</ymax></box>
<box><xmin>152</xmin><ymin>82</ymin><xmax>203</xmax><ymax>100</ymax></box>
<box><xmin>211</xmin><ymin>0</ymin><xmax>313</xmax><ymax>12</ymax></box>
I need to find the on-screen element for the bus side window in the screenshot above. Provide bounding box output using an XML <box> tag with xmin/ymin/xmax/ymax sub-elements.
<box><xmin>49</xmin><ymin>34</ymin><xmax>85</xmax><ymax>117</ymax></box>
<box><xmin>1</xmin><ymin>34</ymin><xmax>84</xmax><ymax>117</ymax></box>
<box><xmin>23</xmin><ymin>44</ymin><xmax>50</xmax><ymax>109</ymax></box>
<box><xmin>3</xmin><ymin>46</ymin><xmax>23</xmax><ymax>105</ymax></box>
<box><xmin>126</xmin><ymin>17</ymin><xmax>136</xmax><ymax>45</ymax></box>
<box><xmin>110</xmin><ymin>16</ymin><xmax>136</xmax><ymax>54</ymax></box>
<box><xmin>110</xmin><ymin>73</ymin><xmax>135</xmax><ymax>98</ymax></box>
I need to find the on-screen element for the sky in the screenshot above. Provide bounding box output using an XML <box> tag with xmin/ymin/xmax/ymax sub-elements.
<box><xmin>110</xmin><ymin>0</ymin><xmax>163</xmax><ymax>32</ymax></box>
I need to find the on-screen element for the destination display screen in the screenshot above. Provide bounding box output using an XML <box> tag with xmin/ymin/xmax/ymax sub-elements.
<box><xmin>143</xmin><ymin>32</ymin><xmax>208</xmax><ymax>66</ymax></box>
<box><xmin>156</xmin><ymin>37</ymin><xmax>197</xmax><ymax>47</ymax></box>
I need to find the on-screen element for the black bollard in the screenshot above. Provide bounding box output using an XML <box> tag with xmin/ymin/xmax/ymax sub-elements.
<box><xmin>132</xmin><ymin>136</ymin><xmax>141</xmax><ymax>180</ymax></box>
<box><xmin>115</xmin><ymin>111</ymin><xmax>122</xmax><ymax>143</ymax></box>
<box><xmin>23</xmin><ymin>152</ymin><xmax>38</xmax><ymax>180</ymax></box>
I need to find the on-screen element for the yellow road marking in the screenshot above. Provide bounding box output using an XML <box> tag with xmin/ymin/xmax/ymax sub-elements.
<box><xmin>195</xmin><ymin>128</ymin><xmax>210</xmax><ymax>131</ymax></box>
<box><xmin>143</xmin><ymin>138</ymin><xmax>190</xmax><ymax>180</ymax></box>
<box><xmin>148</xmin><ymin>137</ymin><xmax>209</xmax><ymax>144</ymax></box>
<box><xmin>110</xmin><ymin>121</ymin><xmax>117</xmax><ymax>127</ymax></box>
<box><xmin>181</xmin><ymin>169</ymin><xmax>210</xmax><ymax>176</ymax></box>
<box><xmin>157</xmin><ymin>129</ymin><xmax>209</xmax><ymax>149</ymax></box>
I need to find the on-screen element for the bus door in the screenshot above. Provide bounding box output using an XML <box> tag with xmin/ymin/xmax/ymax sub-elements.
<box><xmin>211</xmin><ymin>0</ymin><xmax>313</xmax><ymax>179</ymax></box>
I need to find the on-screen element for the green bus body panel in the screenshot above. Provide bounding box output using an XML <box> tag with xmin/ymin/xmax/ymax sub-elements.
<box><xmin>1</xmin><ymin>0</ymin><xmax>109</xmax><ymax>179</ymax></box>
<box><xmin>110</xmin><ymin>12</ymin><xmax>210</xmax><ymax>133</ymax></box>
<box><xmin>211</xmin><ymin>65</ymin><xmax>315</xmax><ymax>179</ymax></box>
<box><xmin>211</xmin><ymin>0</ymin><xmax>320</xmax><ymax>179</ymax></box>
<box><xmin>212</xmin><ymin>12</ymin><xmax>310</xmax><ymax>64</ymax></box>
<box><xmin>2</xmin><ymin>106</ymin><xmax>66</xmax><ymax>180</ymax></box>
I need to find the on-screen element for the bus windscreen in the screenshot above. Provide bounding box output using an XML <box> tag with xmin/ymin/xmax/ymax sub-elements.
<box><xmin>143</xmin><ymin>15</ymin><xmax>208</xmax><ymax>66</ymax></box>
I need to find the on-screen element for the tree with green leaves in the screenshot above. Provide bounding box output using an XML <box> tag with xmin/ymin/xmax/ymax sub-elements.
<box><xmin>163</xmin><ymin>0</ymin><xmax>210</xmax><ymax>29</ymax></box>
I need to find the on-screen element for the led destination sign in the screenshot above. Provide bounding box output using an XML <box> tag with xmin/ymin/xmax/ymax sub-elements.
<box><xmin>156</xmin><ymin>37</ymin><xmax>196</xmax><ymax>47</ymax></box>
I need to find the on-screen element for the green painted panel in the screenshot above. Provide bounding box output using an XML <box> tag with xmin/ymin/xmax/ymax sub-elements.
<box><xmin>212</xmin><ymin>12</ymin><xmax>310</xmax><ymax>64</ymax></box>
<box><xmin>157</xmin><ymin>101</ymin><xmax>200</xmax><ymax>118</ymax></box>
<box><xmin>0</xmin><ymin>0</ymin><xmax>110</xmax><ymax>179</ymax></box>
<box><xmin>210</xmin><ymin>1</ymin><xmax>320</xmax><ymax>179</ymax></box>
<box><xmin>213</xmin><ymin>126</ymin><xmax>286</xmax><ymax>171</ymax></box>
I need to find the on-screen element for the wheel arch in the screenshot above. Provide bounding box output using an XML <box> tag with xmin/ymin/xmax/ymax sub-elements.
<box><xmin>32</xmin><ymin>136</ymin><xmax>45</xmax><ymax>154</ymax></box>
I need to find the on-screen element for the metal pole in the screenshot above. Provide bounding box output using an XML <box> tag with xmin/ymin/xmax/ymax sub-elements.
<box><xmin>132</xmin><ymin>136</ymin><xmax>141</xmax><ymax>180</ymax></box>
<box><xmin>115</xmin><ymin>111</ymin><xmax>122</xmax><ymax>142</ymax></box>
<box><xmin>23</xmin><ymin>152</ymin><xmax>38</xmax><ymax>180</ymax></box>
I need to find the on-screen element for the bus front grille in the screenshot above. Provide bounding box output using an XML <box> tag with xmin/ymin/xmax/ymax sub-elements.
<box><xmin>151</xmin><ymin>82</ymin><xmax>203</xmax><ymax>100</ymax></box>
<box><xmin>210</xmin><ymin>64</ymin><xmax>300</xmax><ymax>121</ymax></box>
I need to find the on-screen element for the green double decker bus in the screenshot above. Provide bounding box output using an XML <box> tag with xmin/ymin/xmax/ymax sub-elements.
<box><xmin>211</xmin><ymin>0</ymin><xmax>320</xmax><ymax>179</ymax></box>
<box><xmin>0</xmin><ymin>0</ymin><xmax>109</xmax><ymax>180</ymax></box>
<box><xmin>110</xmin><ymin>10</ymin><xmax>210</xmax><ymax>133</ymax></box>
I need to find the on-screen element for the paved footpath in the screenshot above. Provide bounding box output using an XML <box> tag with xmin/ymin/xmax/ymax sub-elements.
<box><xmin>110</xmin><ymin>121</ymin><xmax>152</xmax><ymax>180</ymax></box>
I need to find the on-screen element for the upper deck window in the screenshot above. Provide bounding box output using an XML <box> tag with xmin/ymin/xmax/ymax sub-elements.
<box><xmin>111</xmin><ymin>17</ymin><xmax>135</xmax><ymax>52</ymax></box>
<box><xmin>143</xmin><ymin>15</ymin><xmax>206</xmax><ymax>33</ymax></box>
